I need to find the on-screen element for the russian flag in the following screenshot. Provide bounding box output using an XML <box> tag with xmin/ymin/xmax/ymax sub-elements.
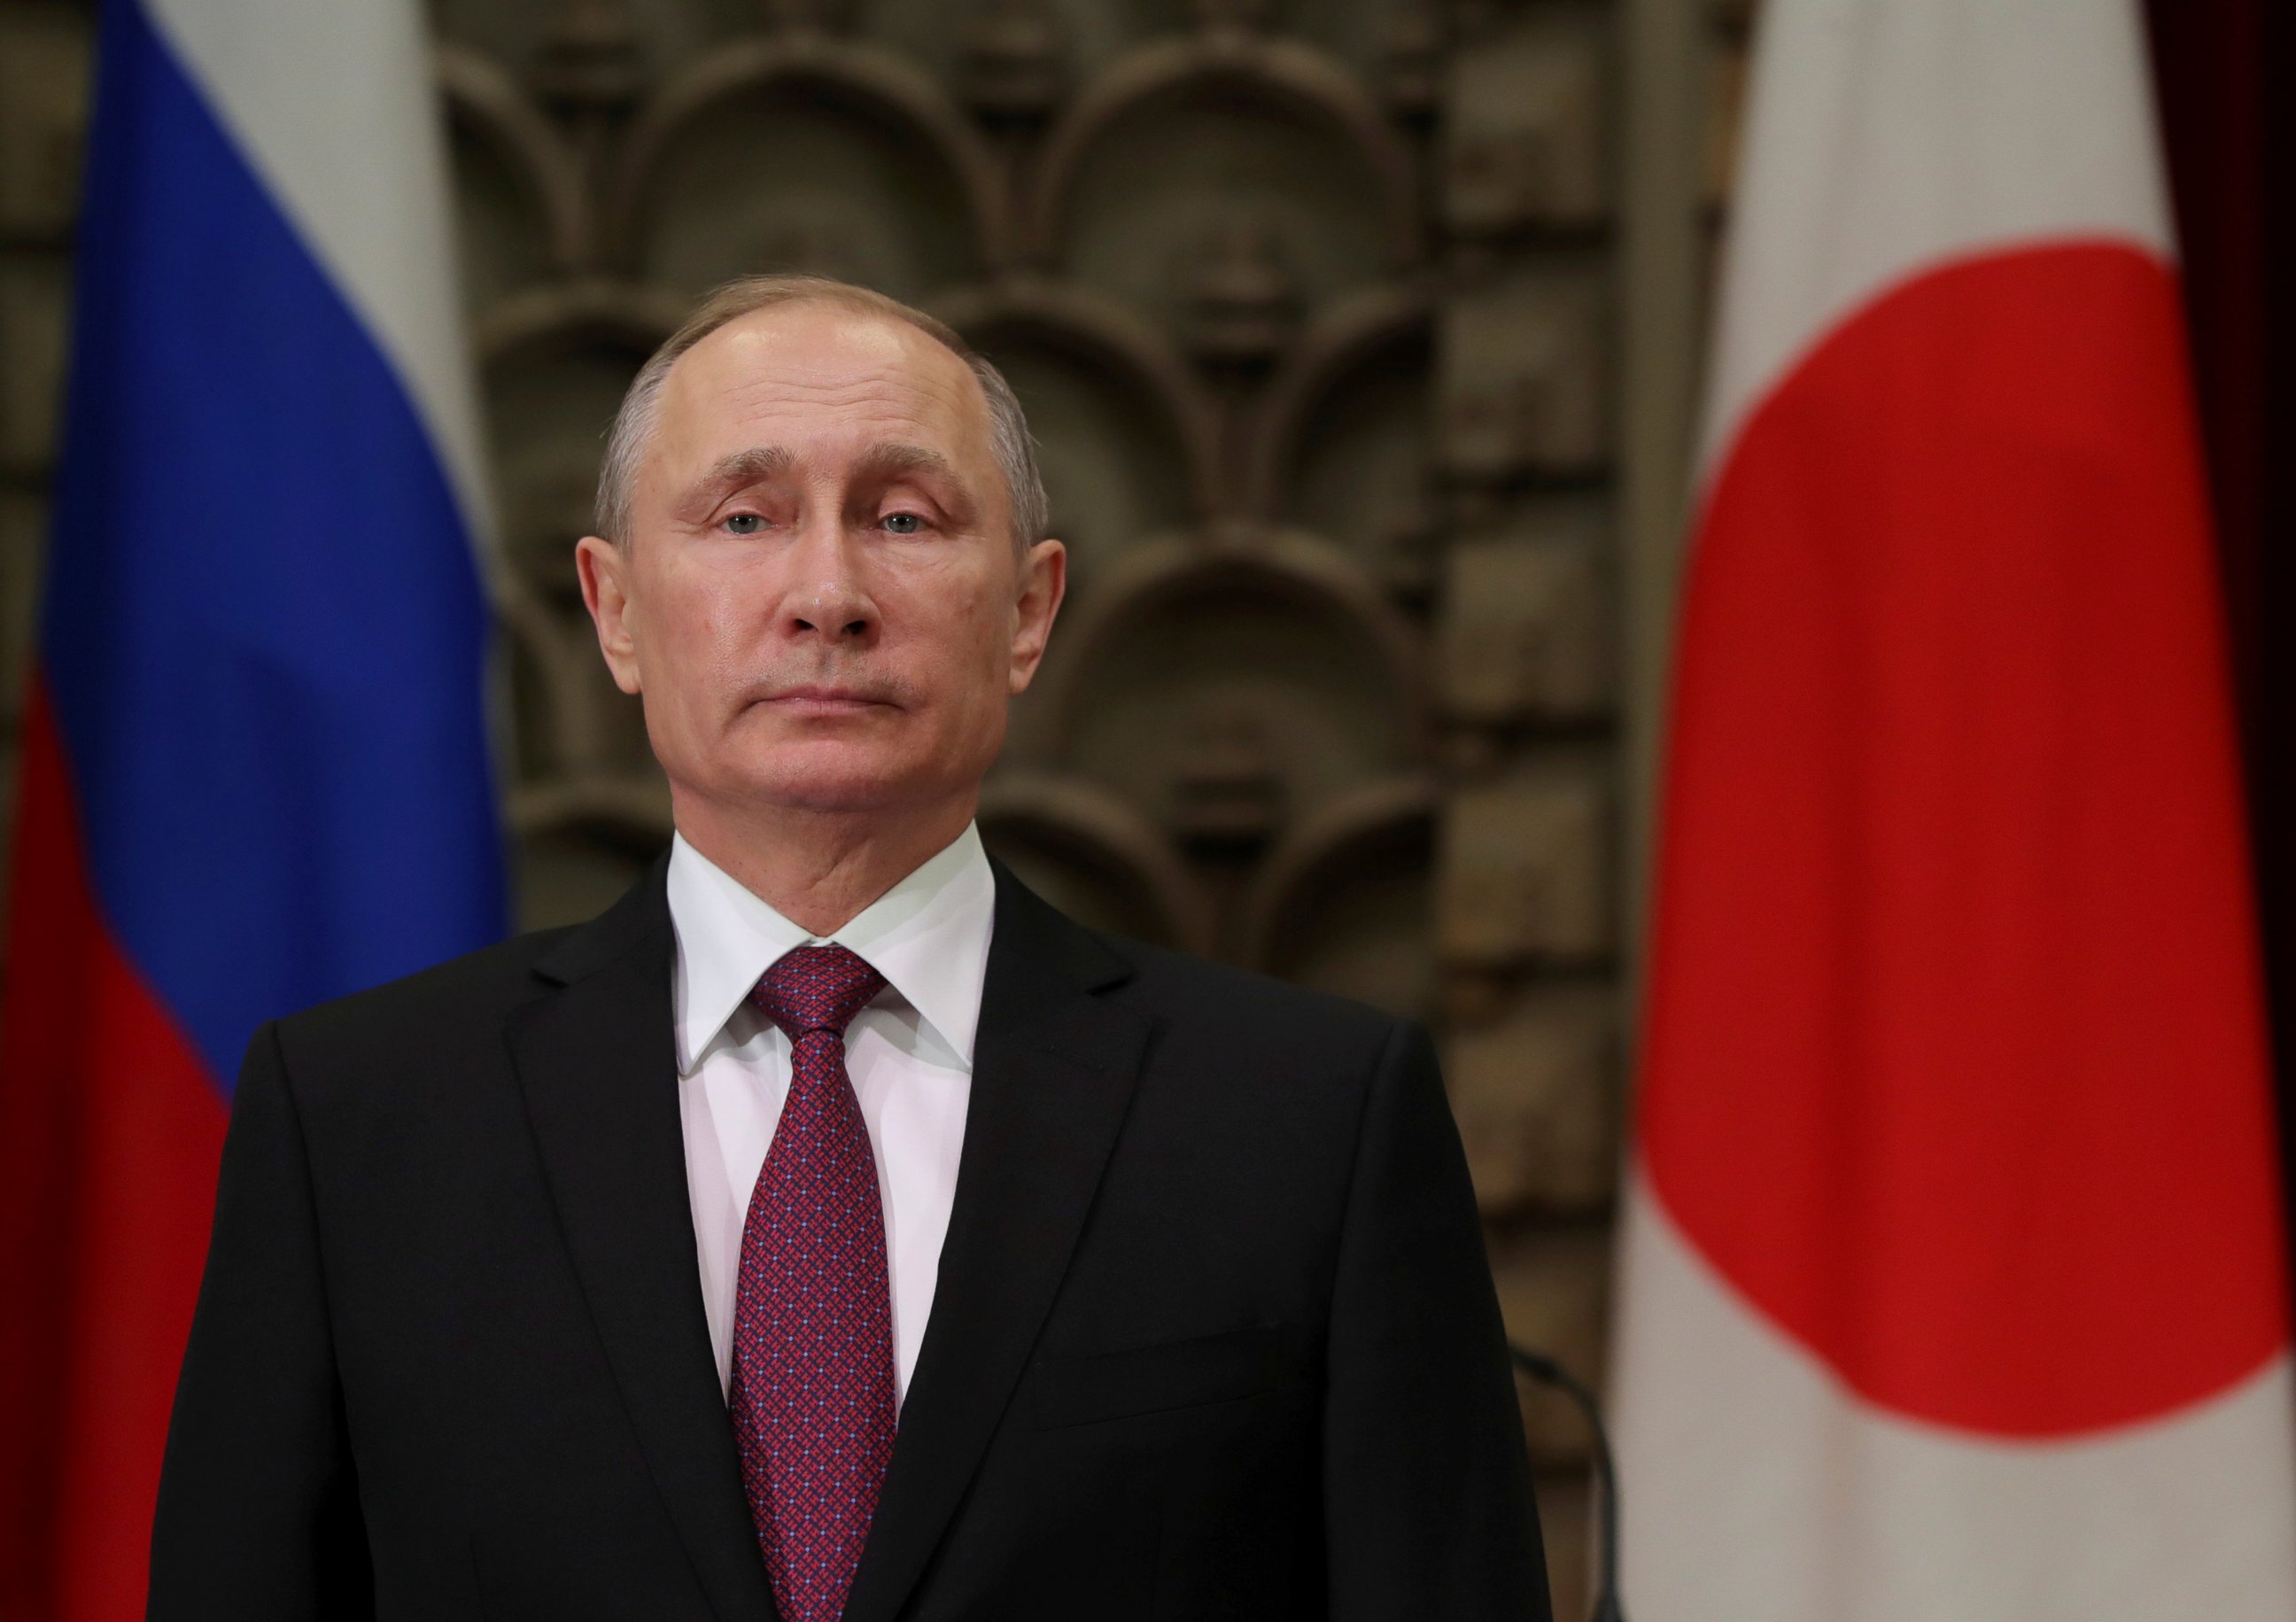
<box><xmin>0</xmin><ymin>1</ymin><xmax>502</xmax><ymax>1615</ymax></box>
<box><xmin>1610</xmin><ymin>0</ymin><xmax>2296</xmax><ymax>1618</ymax></box>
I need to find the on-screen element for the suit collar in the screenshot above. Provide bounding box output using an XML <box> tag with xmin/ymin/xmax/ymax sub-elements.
<box><xmin>663</xmin><ymin>824</ymin><xmax>997</xmax><ymax>1075</ymax></box>
<box><xmin>518</xmin><ymin>852</ymin><xmax>1146</xmax><ymax>1622</ymax></box>
<box><xmin>514</xmin><ymin>860</ymin><xmax>780</xmax><ymax>1622</ymax></box>
<box><xmin>843</xmin><ymin>858</ymin><xmax>1150</xmax><ymax>1622</ymax></box>
<box><xmin>531</xmin><ymin>850</ymin><xmax>675</xmax><ymax>987</ymax></box>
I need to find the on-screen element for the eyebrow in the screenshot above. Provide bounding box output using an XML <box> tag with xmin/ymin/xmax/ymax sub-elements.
<box><xmin>849</xmin><ymin>443</ymin><xmax>959</xmax><ymax>486</ymax></box>
<box><xmin>673</xmin><ymin>443</ymin><xmax>980</xmax><ymax>523</ymax></box>
<box><xmin>675</xmin><ymin>446</ymin><xmax>795</xmax><ymax>518</ymax></box>
<box><xmin>850</xmin><ymin>441</ymin><xmax>982</xmax><ymax>525</ymax></box>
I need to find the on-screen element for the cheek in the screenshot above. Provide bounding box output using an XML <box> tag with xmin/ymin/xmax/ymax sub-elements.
<box><xmin>885</xmin><ymin>563</ymin><xmax>1012</xmax><ymax>671</ymax></box>
<box><xmin>964</xmin><ymin>590</ymin><xmax>1012</xmax><ymax>662</ymax></box>
<box><xmin>636</xmin><ymin>566</ymin><xmax>752</xmax><ymax>705</ymax></box>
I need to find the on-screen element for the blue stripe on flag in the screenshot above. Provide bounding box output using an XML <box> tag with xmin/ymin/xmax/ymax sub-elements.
<box><xmin>41</xmin><ymin>0</ymin><xmax>506</xmax><ymax>1088</ymax></box>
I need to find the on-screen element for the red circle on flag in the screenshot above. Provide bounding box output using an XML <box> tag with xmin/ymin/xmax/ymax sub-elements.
<box><xmin>1641</xmin><ymin>243</ymin><xmax>2289</xmax><ymax>1438</ymax></box>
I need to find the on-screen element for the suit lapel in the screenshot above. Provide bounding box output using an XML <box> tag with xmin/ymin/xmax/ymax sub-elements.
<box><xmin>842</xmin><ymin>863</ymin><xmax>1151</xmax><ymax>1622</ymax></box>
<box><xmin>508</xmin><ymin>864</ymin><xmax>779</xmax><ymax>1622</ymax></box>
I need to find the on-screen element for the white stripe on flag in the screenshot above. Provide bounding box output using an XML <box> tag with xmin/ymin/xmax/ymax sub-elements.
<box><xmin>1700</xmin><ymin>0</ymin><xmax>2172</xmax><ymax>479</ymax></box>
<box><xmin>142</xmin><ymin>0</ymin><xmax>491</xmax><ymax>541</ymax></box>
<box><xmin>1613</xmin><ymin>1175</ymin><xmax>2296</xmax><ymax>1622</ymax></box>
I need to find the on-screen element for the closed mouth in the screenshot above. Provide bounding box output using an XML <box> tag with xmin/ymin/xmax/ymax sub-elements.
<box><xmin>763</xmin><ymin>686</ymin><xmax>895</xmax><ymax>713</ymax></box>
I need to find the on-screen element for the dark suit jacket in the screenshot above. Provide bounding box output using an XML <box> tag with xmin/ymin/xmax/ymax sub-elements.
<box><xmin>150</xmin><ymin>858</ymin><xmax>1548</xmax><ymax>1620</ymax></box>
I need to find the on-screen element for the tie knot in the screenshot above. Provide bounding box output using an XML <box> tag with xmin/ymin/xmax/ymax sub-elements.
<box><xmin>749</xmin><ymin>943</ymin><xmax>887</xmax><ymax>1040</ymax></box>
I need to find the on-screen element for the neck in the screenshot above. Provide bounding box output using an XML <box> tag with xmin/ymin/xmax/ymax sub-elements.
<box><xmin>671</xmin><ymin>788</ymin><xmax>977</xmax><ymax>937</ymax></box>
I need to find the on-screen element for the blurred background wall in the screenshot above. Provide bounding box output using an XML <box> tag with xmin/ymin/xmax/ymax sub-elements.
<box><xmin>0</xmin><ymin>1</ymin><xmax>2280</xmax><ymax>1614</ymax></box>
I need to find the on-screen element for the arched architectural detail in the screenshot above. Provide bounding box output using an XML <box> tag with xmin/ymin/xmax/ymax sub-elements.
<box><xmin>473</xmin><ymin>277</ymin><xmax>686</xmax><ymax>366</ymax></box>
<box><xmin>435</xmin><ymin>41</ymin><xmax>592</xmax><ymax>273</ymax></box>
<box><xmin>1242</xmin><ymin>280</ymin><xmax>1433</xmax><ymax>517</ymax></box>
<box><xmin>1236</xmin><ymin>774</ymin><xmax>1438</xmax><ymax>972</ymax></box>
<box><xmin>1025</xmin><ymin>30</ymin><xmax>1421</xmax><ymax>267</ymax></box>
<box><xmin>1033</xmin><ymin>524</ymin><xmax>1430</xmax><ymax>760</ymax></box>
<box><xmin>506</xmin><ymin>764</ymin><xmax>674</xmax><ymax>849</ymax></box>
<box><xmin>977</xmin><ymin>772</ymin><xmax>1217</xmax><ymax>954</ymax></box>
<box><xmin>607</xmin><ymin>34</ymin><xmax>1010</xmax><ymax>273</ymax></box>
<box><xmin>930</xmin><ymin>276</ymin><xmax>1225</xmax><ymax>521</ymax></box>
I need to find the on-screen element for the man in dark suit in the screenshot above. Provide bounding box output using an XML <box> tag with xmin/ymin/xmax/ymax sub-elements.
<box><xmin>149</xmin><ymin>275</ymin><xmax>1549</xmax><ymax>1620</ymax></box>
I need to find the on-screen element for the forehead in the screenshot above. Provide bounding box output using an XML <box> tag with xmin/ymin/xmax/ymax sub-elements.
<box><xmin>653</xmin><ymin>301</ymin><xmax>989</xmax><ymax>462</ymax></box>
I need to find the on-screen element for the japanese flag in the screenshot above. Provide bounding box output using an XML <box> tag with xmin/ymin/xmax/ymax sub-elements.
<box><xmin>1609</xmin><ymin>2</ymin><xmax>2296</xmax><ymax>1618</ymax></box>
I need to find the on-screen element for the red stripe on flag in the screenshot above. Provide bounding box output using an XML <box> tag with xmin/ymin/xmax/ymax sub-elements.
<box><xmin>1</xmin><ymin>681</ymin><xmax>229</xmax><ymax>1622</ymax></box>
<box><xmin>1641</xmin><ymin>243</ymin><xmax>2287</xmax><ymax>1438</ymax></box>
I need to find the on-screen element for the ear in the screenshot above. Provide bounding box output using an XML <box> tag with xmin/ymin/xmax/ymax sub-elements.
<box><xmin>575</xmin><ymin>534</ymin><xmax>645</xmax><ymax>696</ymax></box>
<box><xmin>1007</xmin><ymin>538</ymin><xmax>1067</xmax><ymax>695</ymax></box>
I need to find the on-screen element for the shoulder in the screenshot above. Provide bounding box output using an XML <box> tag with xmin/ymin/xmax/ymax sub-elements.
<box><xmin>262</xmin><ymin>924</ymin><xmax>588</xmax><ymax>1086</ymax></box>
<box><xmin>1067</xmin><ymin>928</ymin><xmax>1438</xmax><ymax>1198</ymax></box>
<box><xmin>268</xmin><ymin>853</ymin><xmax>671</xmax><ymax>1084</ymax></box>
<box><xmin>1095</xmin><ymin>928</ymin><xmax>1418</xmax><ymax>1074</ymax></box>
<box><xmin>989</xmin><ymin>858</ymin><xmax>1416</xmax><ymax>1076</ymax></box>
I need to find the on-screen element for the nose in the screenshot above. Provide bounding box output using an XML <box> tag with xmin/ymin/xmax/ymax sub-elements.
<box><xmin>780</xmin><ymin>509</ymin><xmax>877</xmax><ymax>645</ymax></box>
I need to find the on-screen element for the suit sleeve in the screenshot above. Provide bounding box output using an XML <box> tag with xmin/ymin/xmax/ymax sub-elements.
<box><xmin>148</xmin><ymin>1021</ymin><xmax>373</xmax><ymax>1621</ymax></box>
<box><xmin>1322</xmin><ymin>1019</ymin><xmax>1551</xmax><ymax>1621</ymax></box>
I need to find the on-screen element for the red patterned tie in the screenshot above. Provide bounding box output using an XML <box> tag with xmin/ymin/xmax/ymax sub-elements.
<box><xmin>729</xmin><ymin>944</ymin><xmax>896</xmax><ymax>1622</ymax></box>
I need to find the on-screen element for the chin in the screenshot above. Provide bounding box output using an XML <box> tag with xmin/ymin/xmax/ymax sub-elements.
<box><xmin>736</xmin><ymin>746</ymin><xmax>940</xmax><ymax>817</ymax></box>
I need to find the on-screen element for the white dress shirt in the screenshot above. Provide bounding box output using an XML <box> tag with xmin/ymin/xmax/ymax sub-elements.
<box><xmin>666</xmin><ymin>823</ymin><xmax>994</xmax><ymax>1408</ymax></box>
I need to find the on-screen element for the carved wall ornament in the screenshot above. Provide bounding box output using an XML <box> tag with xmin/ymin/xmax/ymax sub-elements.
<box><xmin>1437</xmin><ymin>761</ymin><xmax>1614</xmax><ymax>967</ymax></box>
<box><xmin>1177</xmin><ymin>217</ymin><xmax>1303</xmax><ymax>368</ymax></box>
<box><xmin>957</xmin><ymin>0</ymin><xmax>1070</xmax><ymax>124</ymax></box>
<box><xmin>1439</xmin><ymin>509</ymin><xmax>1614</xmax><ymax>724</ymax></box>
<box><xmin>1445</xmin><ymin>982</ymin><xmax>1619</xmax><ymax>1215</ymax></box>
<box><xmin>1443</xmin><ymin>12</ymin><xmax>1611</xmax><ymax>236</ymax></box>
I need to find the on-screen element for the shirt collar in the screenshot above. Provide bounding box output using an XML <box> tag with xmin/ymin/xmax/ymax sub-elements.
<box><xmin>665</xmin><ymin>823</ymin><xmax>997</xmax><ymax>1078</ymax></box>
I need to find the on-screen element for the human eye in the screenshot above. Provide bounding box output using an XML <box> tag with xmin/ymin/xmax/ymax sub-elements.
<box><xmin>880</xmin><ymin>510</ymin><xmax>927</xmax><ymax>536</ymax></box>
<box><xmin>723</xmin><ymin>512</ymin><xmax>764</xmax><ymax>535</ymax></box>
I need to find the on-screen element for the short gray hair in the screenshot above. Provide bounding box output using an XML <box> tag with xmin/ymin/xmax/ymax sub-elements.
<box><xmin>593</xmin><ymin>274</ymin><xmax>1049</xmax><ymax>555</ymax></box>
